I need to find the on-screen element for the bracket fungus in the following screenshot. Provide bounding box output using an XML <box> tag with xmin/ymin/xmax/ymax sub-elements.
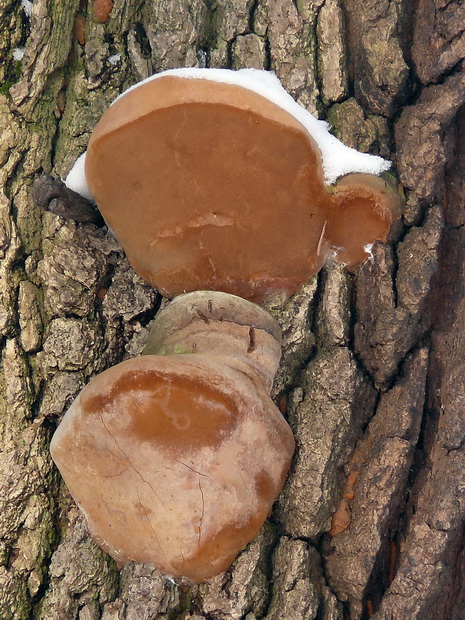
<box><xmin>51</xmin><ymin>292</ymin><xmax>295</xmax><ymax>583</ymax></box>
<box><xmin>53</xmin><ymin>69</ymin><xmax>404</xmax><ymax>583</ymax></box>
<box><xmin>65</xmin><ymin>68</ymin><xmax>402</xmax><ymax>302</ymax></box>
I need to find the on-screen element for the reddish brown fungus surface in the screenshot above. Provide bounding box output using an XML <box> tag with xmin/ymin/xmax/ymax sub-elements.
<box><xmin>93</xmin><ymin>0</ymin><xmax>113</xmax><ymax>23</ymax></box>
<box><xmin>327</xmin><ymin>174</ymin><xmax>403</xmax><ymax>270</ymax></box>
<box><xmin>82</xmin><ymin>369</ymin><xmax>239</xmax><ymax>452</ymax></box>
<box><xmin>73</xmin><ymin>14</ymin><xmax>86</xmax><ymax>45</ymax></box>
<box><xmin>51</xmin><ymin>342</ymin><xmax>294</xmax><ymax>582</ymax></box>
<box><xmin>85</xmin><ymin>77</ymin><xmax>400</xmax><ymax>302</ymax></box>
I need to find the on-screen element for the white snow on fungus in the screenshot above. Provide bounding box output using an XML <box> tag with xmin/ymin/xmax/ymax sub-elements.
<box><xmin>64</xmin><ymin>68</ymin><xmax>390</xmax><ymax>199</ymax></box>
<box><xmin>64</xmin><ymin>153</ymin><xmax>94</xmax><ymax>202</ymax></box>
<box><xmin>114</xmin><ymin>68</ymin><xmax>391</xmax><ymax>185</ymax></box>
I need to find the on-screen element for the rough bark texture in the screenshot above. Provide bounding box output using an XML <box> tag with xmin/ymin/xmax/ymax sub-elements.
<box><xmin>0</xmin><ymin>0</ymin><xmax>464</xmax><ymax>618</ymax></box>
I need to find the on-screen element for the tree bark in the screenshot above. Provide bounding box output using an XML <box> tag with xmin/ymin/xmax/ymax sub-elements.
<box><xmin>0</xmin><ymin>0</ymin><xmax>464</xmax><ymax>618</ymax></box>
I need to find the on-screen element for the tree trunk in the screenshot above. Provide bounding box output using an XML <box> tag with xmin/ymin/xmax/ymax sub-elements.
<box><xmin>1</xmin><ymin>0</ymin><xmax>464</xmax><ymax>618</ymax></box>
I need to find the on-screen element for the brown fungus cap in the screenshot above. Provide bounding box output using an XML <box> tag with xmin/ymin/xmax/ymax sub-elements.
<box><xmin>85</xmin><ymin>74</ymin><xmax>402</xmax><ymax>302</ymax></box>
<box><xmin>50</xmin><ymin>292</ymin><xmax>294</xmax><ymax>583</ymax></box>
<box><xmin>326</xmin><ymin>173</ymin><xmax>404</xmax><ymax>270</ymax></box>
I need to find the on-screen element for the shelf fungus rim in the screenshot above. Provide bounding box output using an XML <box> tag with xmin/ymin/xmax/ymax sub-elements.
<box><xmin>65</xmin><ymin>67</ymin><xmax>391</xmax><ymax>200</ymax></box>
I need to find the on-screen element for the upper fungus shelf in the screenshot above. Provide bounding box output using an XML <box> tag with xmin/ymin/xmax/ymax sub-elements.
<box><xmin>65</xmin><ymin>68</ymin><xmax>401</xmax><ymax>302</ymax></box>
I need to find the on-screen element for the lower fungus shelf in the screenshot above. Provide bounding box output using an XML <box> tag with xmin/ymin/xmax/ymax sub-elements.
<box><xmin>50</xmin><ymin>291</ymin><xmax>295</xmax><ymax>583</ymax></box>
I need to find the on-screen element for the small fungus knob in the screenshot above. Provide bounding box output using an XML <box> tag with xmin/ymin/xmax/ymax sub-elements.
<box><xmin>50</xmin><ymin>292</ymin><xmax>295</xmax><ymax>583</ymax></box>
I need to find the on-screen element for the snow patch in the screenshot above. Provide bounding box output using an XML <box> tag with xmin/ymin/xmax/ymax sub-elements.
<box><xmin>13</xmin><ymin>47</ymin><xmax>25</xmax><ymax>61</ymax></box>
<box><xmin>108</xmin><ymin>54</ymin><xmax>121</xmax><ymax>65</ymax></box>
<box><xmin>363</xmin><ymin>243</ymin><xmax>374</xmax><ymax>261</ymax></box>
<box><xmin>21</xmin><ymin>0</ymin><xmax>33</xmax><ymax>18</ymax></box>
<box><xmin>64</xmin><ymin>68</ymin><xmax>391</xmax><ymax>198</ymax></box>
<box><xmin>64</xmin><ymin>153</ymin><xmax>94</xmax><ymax>202</ymax></box>
<box><xmin>114</xmin><ymin>68</ymin><xmax>391</xmax><ymax>185</ymax></box>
